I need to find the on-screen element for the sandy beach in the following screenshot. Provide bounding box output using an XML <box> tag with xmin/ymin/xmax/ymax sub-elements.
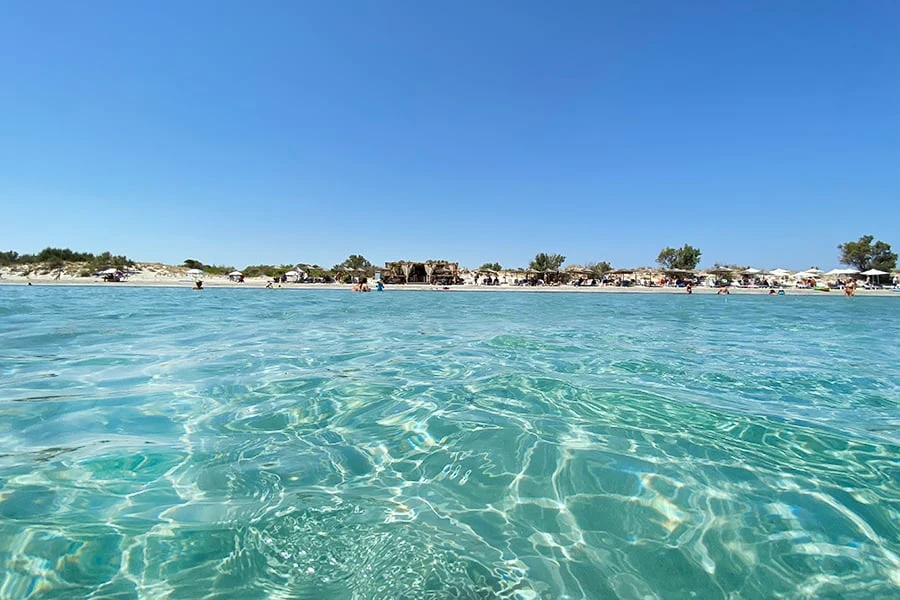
<box><xmin>2</xmin><ymin>265</ymin><xmax>898</xmax><ymax>296</ymax></box>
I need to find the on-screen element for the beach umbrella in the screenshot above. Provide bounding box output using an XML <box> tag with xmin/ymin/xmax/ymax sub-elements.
<box><xmin>228</xmin><ymin>271</ymin><xmax>242</xmax><ymax>276</ymax></box>
<box><xmin>861</xmin><ymin>268</ymin><xmax>888</xmax><ymax>285</ymax></box>
<box><xmin>99</xmin><ymin>267</ymin><xmax>119</xmax><ymax>275</ymax></box>
<box><xmin>186</xmin><ymin>268</ymin><xmax>204</xmax><ymax>275</ymax></box>
<box><xmin>824</xmin><ymin>269</ymin><xmax>845</xmax><ymax>276</ymax></box>
<box><xmin>706</xmin><ymin>267</ymin><xmax>735</xmax><ymax>280</ymax></box>
<box><xmin>741</xmin><ymin>268</ymin><xmax>762</xmax><ymax>275</ymax></box>
<box><xmin>806</xmin><ymin>267</ymin><xmax>824</xmax><ymax>275</ymax></box>
<box><xmin>768</xmin><ymin>268</ymin><xmax>792</xmax><ymax>277</ymax></box>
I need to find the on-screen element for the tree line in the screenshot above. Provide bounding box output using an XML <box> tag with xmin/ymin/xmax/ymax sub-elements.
<box><xmin>0</xmin><ymin>248</ymin><xmax>134</xmax><ymax>273</ymax></box>
<box><xmin>2</xmin><ymin>236</ymin><xmax>895</xmax><ymax>278</ymax></box>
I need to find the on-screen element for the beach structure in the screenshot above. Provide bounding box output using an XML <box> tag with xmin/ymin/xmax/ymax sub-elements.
<box><xmin>522</xmin><ymin>269</ymin><xmax>568</xmax><ymax>285</ymax></box>
<box><xmin>97</xmin><ymin>267</ymin><xmax>126</xmax><ymax>282</ymax></box>
<box><xmin>704</xmin><ymin>267</ymin><xmax>735</xmax><ymax>286</ymax></box>
<box><xmin>605</xmin><ymin>268</ymin><xmax>636</xmax><ymax>286</ymax></box>
<box><xmin>861</xmin><ymin>268</ymin><xmax>889</xmax><ymax>287</ymax></box>
<box><xmin>475</xmin><ymin>268</ymin><xmax>501</xmax><ymax>285</ymax></box>
<box><xmin>564</xmin><ymin>265</ymin><xmax>595</xmax><ymax>286</ymax></box>
<box><xmin>283</xmin><ymin>270</ymin><xmax>303</xmax><ymax>283</ymax></box>
<box><xmin>379</xmin><ymin>261</ymin><xmax>461</xmax><ymax>285</ymax></box>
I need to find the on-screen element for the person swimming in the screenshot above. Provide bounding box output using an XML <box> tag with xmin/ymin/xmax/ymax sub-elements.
<box><xmin>192</xmin><ymin>280</ymin><xmax>204</xmax><ymax>290</ymax></box>
<box><xmin>352</xmin><ymin>276</ymin><xmax>371</xmax><ymax>292</ymax></box>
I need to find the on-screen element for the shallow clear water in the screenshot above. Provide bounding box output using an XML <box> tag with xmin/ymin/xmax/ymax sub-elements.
<box><xmin>0</xmin><ymin>286</ymin><xmax>898</xmax><ymax>599</ymax></box>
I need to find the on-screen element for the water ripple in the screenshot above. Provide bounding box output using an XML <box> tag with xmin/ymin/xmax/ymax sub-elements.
<box><xmin>0</xmin><ymin>287</ymin><xmax>898</xmax><ymax>599</ymax></box>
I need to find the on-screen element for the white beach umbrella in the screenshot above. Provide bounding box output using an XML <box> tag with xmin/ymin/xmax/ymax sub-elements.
<box><xmin>793</xmin><ymin>271</ymin><xmax>814</xmax><ymax>279</ymax></box>
<box><xmin>186</xmin><ymin>268</ymin><xmax>204</xmax><ymax>275</ymax></box>
<box><xmin>228</xmin><ymin>271</ymin><xmax>242</xmax><ymax>276</ymax></box>
<box><xmin>99</xmin><ymin>267</ymin><xmax>119</xmax><ymax>275</ymax></box>
<box><xmin>806</xmin><ymin>267</ymin><xmax>824</xmax><ymax>275</ymax></box>
<box><xmin>824</xmin><ymin>269</ymin><xmax>845</xmax><ymax>276</ymax></box>
<box><xmin>284</xmin><ymin>271</ymin><xmax>298</xmax><ymax>276</ymax></box>
<box><xmin>742</xmin><ymin>268</ymin><xmax>762</xmax><ymax>275</ymax></box>
<box><xmin>861</xmin><ymin>268</ymin><xmax>888</xmax><ymax>285</ymax></box>
<box><xmin>768</xmin><ymin>268</ymin><xmax>792</xmax><ymax>277</ymax></box>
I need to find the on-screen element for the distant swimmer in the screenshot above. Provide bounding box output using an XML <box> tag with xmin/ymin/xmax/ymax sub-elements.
<box><xmin>376</xmin><ymin>280</ymin><xmax>384</xmax><ymax>292</ymax></box>
<box><xmin>352</xmin><ymin>276</ymin><xmax>371</xmax><ymax>292</ymax></box>
<box><xmin>192</xmin><ymin>280</ymin><xmax>204</xmax><ymax>290</ymax></box>
<box><xmin>717</xmin><ymin>286</ymin><xmax>730</xmax><ymax>295</ymax></box>
<box><xmin>686</xmin><ymin>281</ymin><xmax>693</xmax><ymax>294</ymax></box>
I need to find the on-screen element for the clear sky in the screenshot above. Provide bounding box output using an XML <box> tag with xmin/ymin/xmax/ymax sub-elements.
<box><xmin>1</xmin><ymin>1</ymin><xmax>897</xmax><ymax>270</ymax></box>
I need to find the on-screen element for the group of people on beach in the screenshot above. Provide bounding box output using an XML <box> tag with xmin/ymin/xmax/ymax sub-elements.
<box><xmin>186</xmin><ymin>274</ymin><xmax>862</xmax><ymax>296</ymax></box>
<box><xmin>351</xmin><ymin>276</ymin><xmax>383</xmax><ymax>292</ymax></box>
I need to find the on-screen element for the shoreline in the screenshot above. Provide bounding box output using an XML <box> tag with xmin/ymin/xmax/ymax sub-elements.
<box><xmin>2</xmin><ymin>277</ymin><xmax>898</xmax><ymax>296</ymax></box>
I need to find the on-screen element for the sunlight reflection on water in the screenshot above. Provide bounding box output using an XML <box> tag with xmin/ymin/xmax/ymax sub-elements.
<box><xmin>0</xmin><ymin>287</ymin><xmax>898</xmax><ymax>599</ymax></box>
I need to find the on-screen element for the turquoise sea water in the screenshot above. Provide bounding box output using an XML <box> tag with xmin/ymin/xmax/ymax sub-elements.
<box><xmin>0</xmin><ymin>286</ymin><xmax>898</xmax><ymax>599</ymax></box>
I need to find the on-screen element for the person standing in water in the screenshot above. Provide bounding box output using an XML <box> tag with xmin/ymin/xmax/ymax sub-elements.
<box><xmin>352</xmin><ymin>276</ymin><xmax>371</xmax><ymax>292</ymax></box>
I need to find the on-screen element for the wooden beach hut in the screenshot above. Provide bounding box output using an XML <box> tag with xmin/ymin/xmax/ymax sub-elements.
<box><xmin>379</xmin><ymin>261</ymin><xmax>460</xmax><ymax>284</ymax></box>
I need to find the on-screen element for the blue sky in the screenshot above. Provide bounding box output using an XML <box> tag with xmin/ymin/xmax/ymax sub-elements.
<box><xmin>1</xmin><ymin>1</ymin><xmax>897</xmax><ymax>270</ymax></box>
